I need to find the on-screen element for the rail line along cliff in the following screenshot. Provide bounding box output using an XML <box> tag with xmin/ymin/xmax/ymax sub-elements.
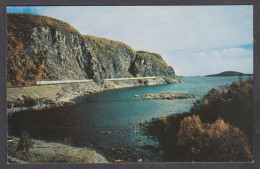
<box><xmin>7</xmin><ymin>14</ymin><xmax>181</xmax><ymax>114</ymax></box>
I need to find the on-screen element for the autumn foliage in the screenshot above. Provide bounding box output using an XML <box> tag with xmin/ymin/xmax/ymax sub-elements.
<box><xmin>177</xmin><ymin>116</ymin><xmax>252</xmax><ymax>161</ymax></box>
<box><xmin>142</xmin><ymin>78</ymin><xmax>253</xmax><ymax>162</ymax></box>
<box><xmin>190</xmin><ymin>78</ymin><xmax>253</xmax><ymax>145</ymax></box>
<box><xmin>7</xmin><ymin>14</ymin><xmax>80</xmax><ymax>87</ymax></box>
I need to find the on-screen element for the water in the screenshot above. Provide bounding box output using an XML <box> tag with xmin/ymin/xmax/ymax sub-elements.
<box><xmin>8</xmin><ymin>76</ymin><xmax>251</xmax><ymax>162</ymax></box>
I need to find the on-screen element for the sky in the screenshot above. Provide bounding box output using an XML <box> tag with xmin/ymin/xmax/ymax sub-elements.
<box><xmin>7</xmin><ymin>6</ymin><xmax>253</xmax><ymax>76</ymax></box>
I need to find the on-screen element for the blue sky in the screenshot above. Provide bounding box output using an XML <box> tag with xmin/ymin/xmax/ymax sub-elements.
<box><xmin>7</xmin><ymin>6</ymin><xmax>253</xmax><ymax>76</ymax></box>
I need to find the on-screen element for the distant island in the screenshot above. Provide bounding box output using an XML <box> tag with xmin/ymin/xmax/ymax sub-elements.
<box><xmin>205</xmin><ymin>71</ymin><xmax>253</xmax><ymax>77</ymax></box>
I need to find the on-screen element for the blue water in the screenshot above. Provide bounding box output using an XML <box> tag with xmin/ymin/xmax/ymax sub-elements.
<box><xmin>8</xmin><ymin>76</ymin><xmax>251</xmax><ymax>162</ymax></box>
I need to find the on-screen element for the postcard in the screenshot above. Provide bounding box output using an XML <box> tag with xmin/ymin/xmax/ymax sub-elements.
<box><xmin>6</xmin><ymin>5</ymin><xmax>253</xmax><ymax>163</ymax></box>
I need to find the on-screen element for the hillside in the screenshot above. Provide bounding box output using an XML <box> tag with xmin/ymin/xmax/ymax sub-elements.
<box><xmin>141</xmin><ymin>78</ymin><xmax>253</xmax><ymax>162</ymax></box>
<box><xmin>206</xmin><ymin>71</ymin><xmax>253</xmax><ymax>77</ymax></box>
<box><xmin>7</xmin><ymin>13</ymin><xmax>176</xmax><ymax>87</ymax></box>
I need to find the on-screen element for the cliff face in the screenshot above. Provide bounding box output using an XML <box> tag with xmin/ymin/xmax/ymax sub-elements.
<box><xmin>130</xmin><ymin>51</ymin><xmax>175</xmax><ymax>77</ymax></box>
<box><xmin>7</xmin><ymin>14</ymin><xmax>175</xmax><ymax>87</ymax></box>
<box><xmin>82</xmin><ymin>35</ymin><xmax>137</xmax><ymax>82</ymax></box>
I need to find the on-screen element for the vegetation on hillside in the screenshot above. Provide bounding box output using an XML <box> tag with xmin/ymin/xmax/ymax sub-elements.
<box><xmin>8</xmin><ymin>131</ymin><xmax>34</xmax><ymax>162</ymax></box>
<box><xmin>136</xmin><ymin>51</ymin><xmax>170</xmax><ymax>69</ymax></box>
<box><xmin>190</xmin><ymin>79</ymin><xmax>253</xmax><ymax>143</ymax></box>
<box><xmin>141</xmin><ymin>78</ymin><xmax>253</xmax><ymax>162</ymax></box>
<box><xmin>136</xmin><ymin>51</ymin><xmax>163</xmax><ymax>60</ymax></box>
<box><xmin>7</xmin><ymin>13</ymin><xmax>174</xmax><ymax>87</ymax></box>
<box><xmin>8</xmin><ymin>13</ymin><xmax>80</xmax><ymax>47</ymax></box>
<box><xmin>7</xmin><ymin>14</ymin><xmax>80</xmax><ymax>87</ymax></box>
<box><xmin>83</xmin><ymin>35</ymin><xmax>136</xmax><ymax>56</ymax></box>
<box><xmin>131</xmin><ymin>51</ymin><xmax>175</xmax><ymax>77</ymax></box>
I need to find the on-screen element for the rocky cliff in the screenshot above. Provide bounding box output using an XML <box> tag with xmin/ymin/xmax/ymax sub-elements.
<box><xmin>7</xmin><ymin>14</ymin><xmax>176</xmax><ymax>87</ymax></box>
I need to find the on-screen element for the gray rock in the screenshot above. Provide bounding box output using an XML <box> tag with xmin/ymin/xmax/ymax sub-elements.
<box><xmin>7</xmin><ymin>136</ymin><xmax>108</xmax><ymax>163</ymax></box>
<box><xmin>136</xmin><ymin>91</ymin><xmax>196</xmax><ymax>100</ymax></box>
<box><xmin>7</xmin><ymin>14</ymin><xmax>178</xmax><ymax>86</ymax></box>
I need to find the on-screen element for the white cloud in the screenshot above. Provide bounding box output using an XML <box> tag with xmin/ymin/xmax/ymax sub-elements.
<box><xmin>12</xmin><ymin>6</ymin><xmax>253</xmax><ymax>75</ymax></box>
<box><xmin>38</xmin><ymin>6</ymin><xmax>252</xmax><ymax>49</ymax></box>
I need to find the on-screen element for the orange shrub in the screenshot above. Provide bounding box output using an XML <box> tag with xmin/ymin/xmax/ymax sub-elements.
<box><xmin>6</xmin><ymin>82</ymin><xmax>12</xmax><ymax>88</ymax></box>
<box><xmin>177</xmin><ymin>116</ymin><xmax>252</xmax><ymax>162</ymax></box>
<box><xmin>142</xmin><ymin>78</ymin><xmax>253</xmax><ymax>162</ymax></box>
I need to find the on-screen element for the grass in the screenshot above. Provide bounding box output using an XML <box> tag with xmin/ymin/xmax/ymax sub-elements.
<box><xmin>7</xmin><ymin>85</ymin><xmax>65</xmax><ymax>102</ymax></box>
<box><xmin>136</xmin><ymin>51</ymin><xmax>170</xmax><ymax>68</ymax></box>
<box><xmin>83</xmin><ymin>35</ymin><xmax>136</xmax><ymax>55</ymax></box>
<box><xmin>136</xmin><ymin>51</ymin><xmax>163</xmax><ymax>60</ymax></box>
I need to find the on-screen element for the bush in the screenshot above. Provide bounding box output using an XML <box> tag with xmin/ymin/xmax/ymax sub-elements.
<box><xmin>141</xmin><ymin>78</ymin><xmax>253</xmax><ymax>162</ymax></box>
<box><xmin>191</xmin><ymin>78</ymin><xmax>253</xmax><ymax>144</ymax></box>
<box><xmin>138</xmin><ymin>79</ymin><xmax>149</xmax><ymax>86</ymax></box>
<box><xmin>177</xmin><ymin>116</ymin><xmax>252</xmax><ymax>162</ymax></box>
<box><xmin>62</xmin><ymin>137</ymin><xmax>74</xmax><ymax>146</ymax></box>
<box><xmin>16</xmin><ymin>131</ymin><xmax>34</xmax><ymax>158</ymax></box>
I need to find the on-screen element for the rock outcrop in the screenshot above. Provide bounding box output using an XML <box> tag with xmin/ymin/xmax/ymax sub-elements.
<box><xmin>7</xmin><ymin>14</ymin><xmax>176</xmax><ymax>87</ymax></box>
<box><xmin>135</xmin><ymin>91</ymin><xmax>196</xmax><ymax>100</ymax></box>
<box><xmin>130</xmin><ymin>51</ymin><xmax>175</xmax><ymax>77</ymax></box>
<box><xmin>8</xmin><ymin>136</ymin><xmax>108</xmax><ymax>163</ymax></box>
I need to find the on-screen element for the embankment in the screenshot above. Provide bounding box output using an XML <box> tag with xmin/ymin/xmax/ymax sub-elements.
<box><xmin>7</xmin><ymin>14</ymin><xmax>176</xmax><ymax>88</ymax></box>
<box><xmin>7</xmin><ymin>77</ymin><xmax>182</xmax><ymax>115</ymax></box>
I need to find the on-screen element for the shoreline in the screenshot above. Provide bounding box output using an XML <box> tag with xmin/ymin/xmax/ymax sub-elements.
<box><xmin>8</xmin><ymin>136</ymin><xmax>108</xmax><ymax>163</ymax></box>
<box><xmin>7</xmin><ymin>77</ymin><xmax>182</xmax><ymax>163</ymax></box>
<box><xmin>7</xmin><ymin>77</ymin><xmax>183</xmax><ymax>115</ymax></box>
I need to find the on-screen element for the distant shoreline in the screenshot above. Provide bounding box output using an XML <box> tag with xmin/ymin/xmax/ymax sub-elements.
<box><xmin>205</xmin><ymin>71</ymin><xmax>253</xmax><ymax>77</ymax></box>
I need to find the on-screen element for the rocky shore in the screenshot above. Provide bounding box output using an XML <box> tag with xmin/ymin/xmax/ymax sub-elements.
<box><xmin>7</xmin><ymin>77</ymin><xmax>183</xmax><ymax>115</ymax></box>
<box><xmin>8</xmin><ymin>136</ymin><xmax>108</xmax><ymax>163</ymax></box>
<box><xmin>135</xmin><ymin>91</ymin><xmax>196</xmax><ymax>100</ymax></box>
<box><xmin>7</xmin><ymin>77</ymin><xmax>182</xmax><ymax>163</ymax></box>
<box><xmin>6</xmin><ymin>14</ymin><xmax>184</xmax><ymax>164</ymax></box>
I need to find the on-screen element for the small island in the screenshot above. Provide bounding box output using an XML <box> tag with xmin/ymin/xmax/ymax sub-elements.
<box><xmin>135</xmin><ymin>91</ymin><xmax>196</xmax><ymax>100</ymax></box>
<box><xmin>205</xmin><ymin>71</ymin><xmax>253</xmax><ymax>77</ymax></box>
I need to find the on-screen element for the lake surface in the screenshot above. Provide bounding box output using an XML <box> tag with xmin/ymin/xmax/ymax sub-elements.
<box><xmin>8</xmin><ymin>76</ymin><xmax>251</xmax><ymax>162</ymax></box>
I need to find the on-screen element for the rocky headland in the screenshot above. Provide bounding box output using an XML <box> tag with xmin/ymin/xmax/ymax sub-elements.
<box><xmin>7</xmin><ymin>13</ymin><xmax>183</xmax><ymax>163</ymax></box>
<box><xmin>135</xmin><ymin>91</ymin><xmax>196</xmax><ymax>100</ymax></box>
<box><xmin>7</xmin><ymin>13</ymin><xmax>182</xmax><ymax>115</ymax></box>
<box><xmin>7</xmin><ymin>14</ymin><xmax>177</xmax><ymax>88</ymax></box>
